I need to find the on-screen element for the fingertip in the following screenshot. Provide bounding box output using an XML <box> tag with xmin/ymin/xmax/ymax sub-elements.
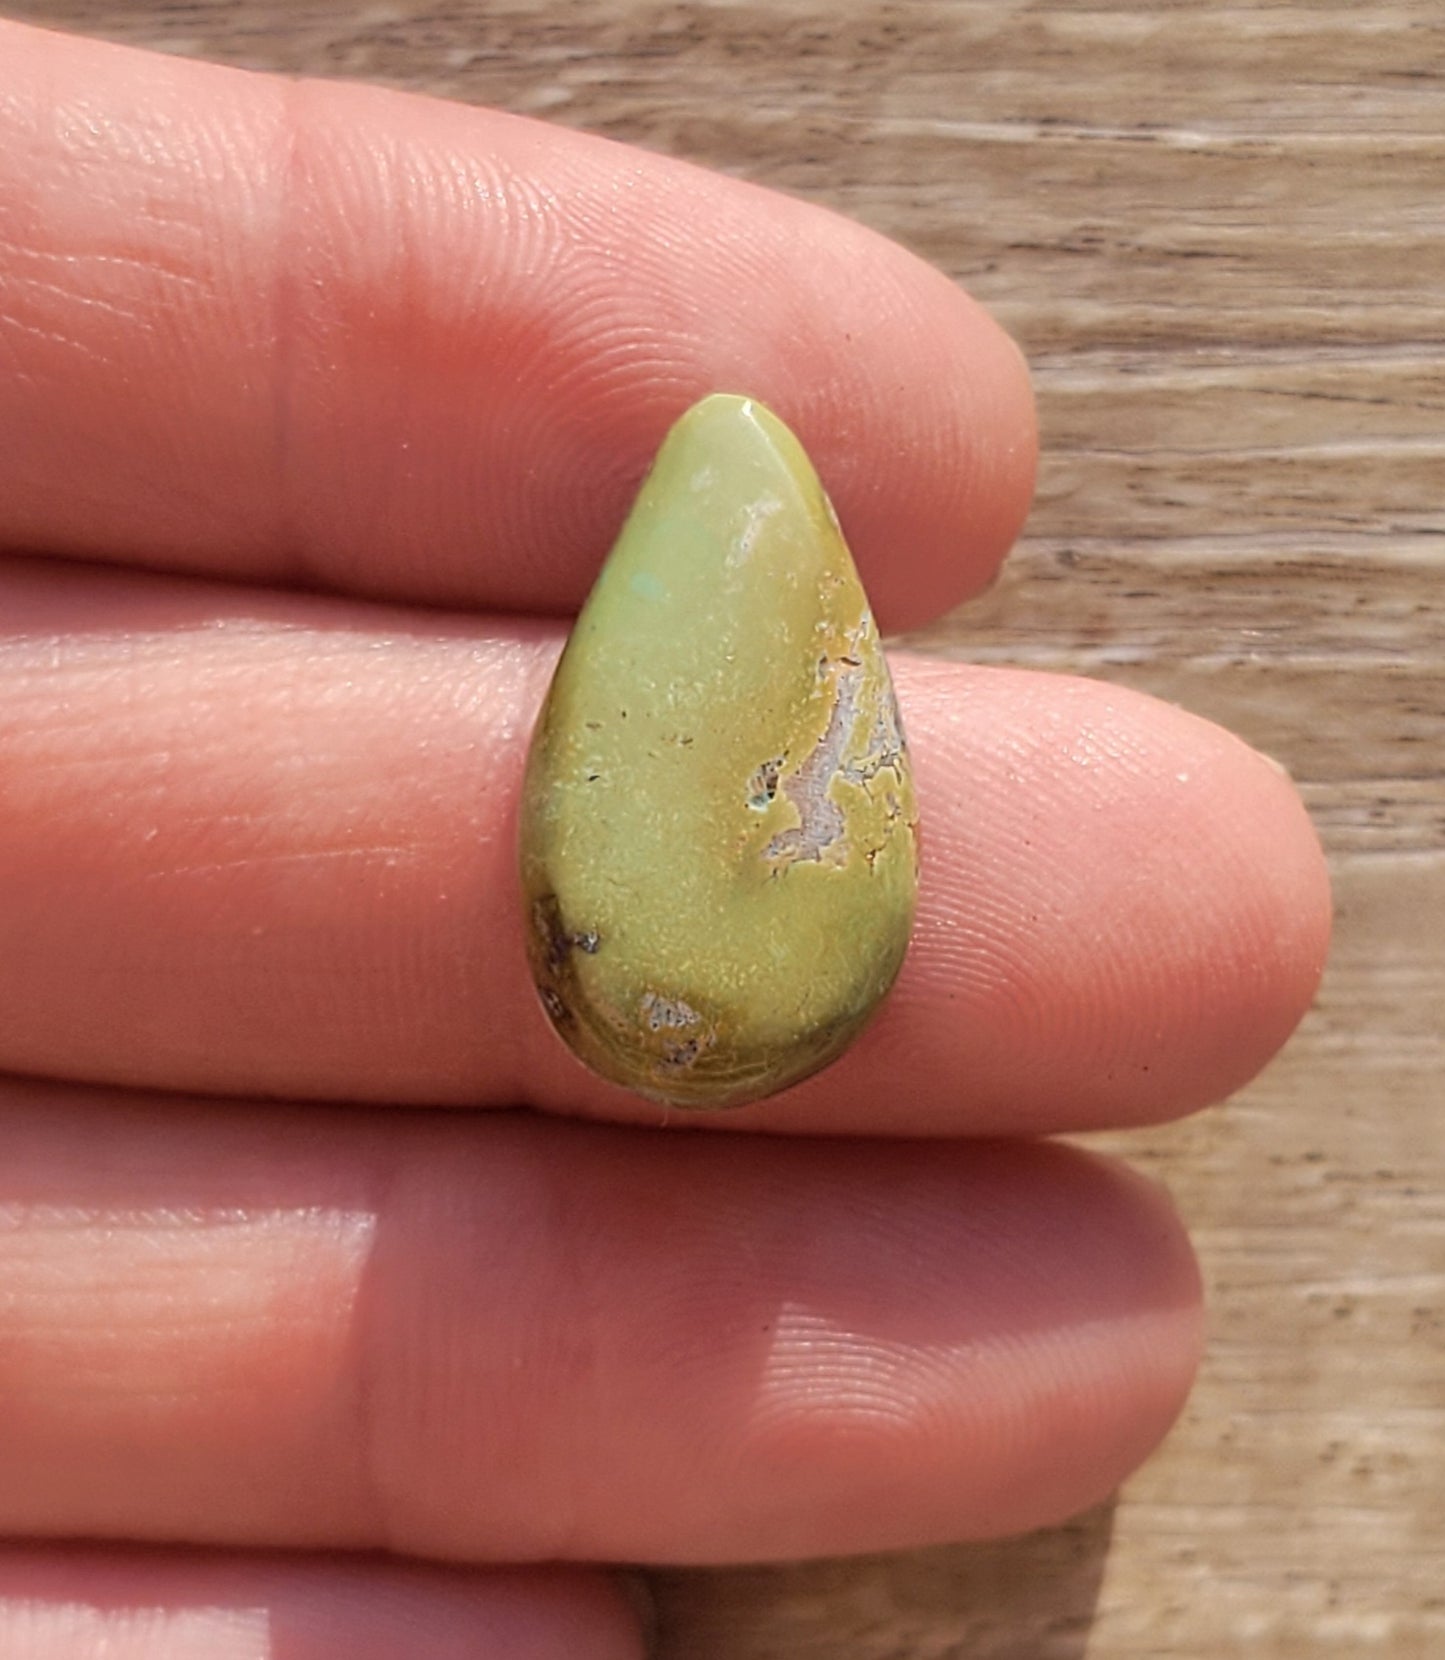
<box><xmin>845</xmin><ymin>272</ymin><xmax>1039</xmax><ymax>632</ymax></box>
<box><xmin>852</xmin><ymin>665</ymin><xmax>1333</xmax><ymax>1134</ymax></box>
<box><xmin>1126</xmin><ymin>701</ymin><xmax>1332</xmax><ymax>1120</ymax></box>
<box><xmin>999</xmin><ymin>1145</ymin><xmax>1206</xmax><ymax>1531</ymax></box>
<box><xmin>702</xmin><ymin>205</ymin><xmax>1039</xmax><ymax>632</ymax></box>
<box><xmin>699</xmin><ymin>1137</ymin><xmax>1207</xmax><ymax>1549</ymax></box>
<box><xmin>1220</xmin><ymin>734</ymin><xmax>1333</xmax><ymax>1031</ymax></box>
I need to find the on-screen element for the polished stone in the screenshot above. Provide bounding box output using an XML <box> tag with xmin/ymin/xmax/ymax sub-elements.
<box><xmin>519</xmin><ymin>393</ymin><xmax>918</xmax><ymax>1106</ymax></box>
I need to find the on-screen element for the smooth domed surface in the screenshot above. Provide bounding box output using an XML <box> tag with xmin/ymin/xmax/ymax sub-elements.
<box><xmin>519</xmin><ymin>394</ymin><xmax>918</xmax><ymax>1106</ymax></box>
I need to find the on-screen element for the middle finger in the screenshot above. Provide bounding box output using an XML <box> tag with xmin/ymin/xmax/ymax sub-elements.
<box><xmin>0</xmin><ymin>556</ymin><xmax>1328</xmax><ymax>1134</ymax></box>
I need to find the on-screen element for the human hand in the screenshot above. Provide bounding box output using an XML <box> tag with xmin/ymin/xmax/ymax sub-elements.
<box><xmin>0</xmin><ymin>18</ymin><xmax>1331</xmax><ymax>1657</ymax></box>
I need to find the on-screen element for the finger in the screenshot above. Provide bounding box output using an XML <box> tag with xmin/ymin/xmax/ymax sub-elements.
<box><xmin>0</xmin><ymin>1547</ymin><xmax>646</xmax><ymax>1660</ymax></box>
<box><xmin>0</xmin><ymin>19</ymin><xmax>1034</xmax><ymax>632</ymax></box>
<box><xmin>0</xmin><ymin>1082</ymin><xmax>1202</xmax><ymax>1563</ymax></box>
<box><xmin>0</xmin><ymin>558</ymin><xmax>1330</xmax><ymax>1135</ymax></box>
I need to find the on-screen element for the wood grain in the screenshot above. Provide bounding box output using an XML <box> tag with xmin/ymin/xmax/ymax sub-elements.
<box><xmin>7</xmin><ymin>1</ymin><xmax>1443</xmax><ymax>1654</ymax></box>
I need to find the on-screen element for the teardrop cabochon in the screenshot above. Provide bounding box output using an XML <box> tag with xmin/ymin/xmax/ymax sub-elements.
<box><xmin>519</xmin><ymin>394</ymin><xmax>919</xmax><ymax>1107</ymax></box>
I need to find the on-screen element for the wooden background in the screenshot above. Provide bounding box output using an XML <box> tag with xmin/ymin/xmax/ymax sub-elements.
<box><xmin>8</xmin><ymin>1</ymin><xmax>1442</xmax><ymax>1654</ymax></box>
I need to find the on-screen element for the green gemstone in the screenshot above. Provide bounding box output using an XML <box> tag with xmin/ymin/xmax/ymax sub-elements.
<box><xmin>519</xmin><ymin>393</ymin><xmax>919</xmax><ymax>1107</ymax></box>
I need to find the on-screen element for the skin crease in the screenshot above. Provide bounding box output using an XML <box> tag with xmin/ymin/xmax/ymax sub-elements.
<box><xmin>0</xmin><ymin>16</ymin><xmax>1331</xmax><ymax>1656</ymax></box>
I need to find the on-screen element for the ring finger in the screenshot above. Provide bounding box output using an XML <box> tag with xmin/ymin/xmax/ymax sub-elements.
<box><xmin>0</xmin><ymin>1077</ymin><xmax>1202</xmax><ymax>1564</ymax></box>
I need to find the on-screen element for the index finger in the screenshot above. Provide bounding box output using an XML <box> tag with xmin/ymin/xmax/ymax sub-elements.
<box><xmin>0</xmin><ymin>20</ymin><xmax>1036</xmax><ymax>631</ymax></box>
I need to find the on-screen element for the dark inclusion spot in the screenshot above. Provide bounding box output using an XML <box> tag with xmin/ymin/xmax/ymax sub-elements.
<box><xmin>534</xmin><ymin>895</ymin><xmax>570</xmax><ymax>974</ymax></box>
<box><xmin>638</xmin><ymin>992</ymin><xmax>712</xmax><ymax>1070</ymax></box>
<box><xmin>532</xmin><ymin>896</ymin><xmax>605</xmax><ymax>1030</ymax></box>
<box><xmin>640</xmin><ymin>991</ymin><xmax>700</xmax><ymax>1031</ymax></box>
<box><xmin>747</xmin><ymin>755</ymin><xmax>785</xmax><ymax>810</ymax></box>
<box><xmin>533</xmin><ymin>893</ymin><xmax>602</xmax><ymax>976</ymax></box>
